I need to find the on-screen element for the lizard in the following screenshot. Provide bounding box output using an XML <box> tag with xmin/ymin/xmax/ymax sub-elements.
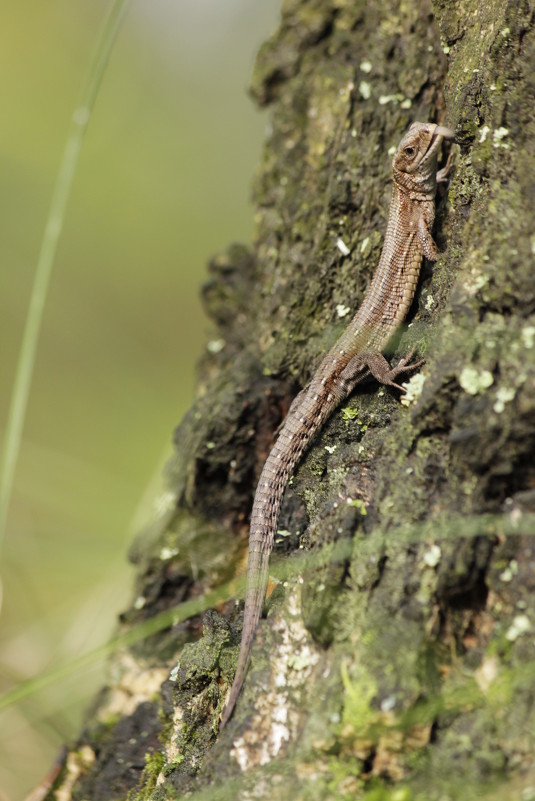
<box><xmin>220</xmin><ymin>121</ymin><xmax>455</xmax><ymax>728</ymax></box>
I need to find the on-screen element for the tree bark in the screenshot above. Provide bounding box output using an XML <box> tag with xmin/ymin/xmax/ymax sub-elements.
<box><xmin>57</xmin><ymin>1</ymin><xmax>535</xmax><ymax>799</ymax></box>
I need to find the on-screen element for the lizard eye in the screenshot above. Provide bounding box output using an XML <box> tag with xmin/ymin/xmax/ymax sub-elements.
<box><xmin>404</xmin><ymin>146</ymin><xmax>416</xmax><ymax>157</ymax></box>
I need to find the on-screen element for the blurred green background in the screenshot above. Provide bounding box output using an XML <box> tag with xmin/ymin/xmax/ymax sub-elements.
<box><xmin>0</xmin><ymin>2</ymin><xmax>280</xmax><ymax>796</ymax></box>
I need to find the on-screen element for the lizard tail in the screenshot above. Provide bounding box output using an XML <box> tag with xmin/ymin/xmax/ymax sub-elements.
<box><xmin>220</xmin><ymin>540</ymin><xmax>270</xmax><ymax>728</ymax></box>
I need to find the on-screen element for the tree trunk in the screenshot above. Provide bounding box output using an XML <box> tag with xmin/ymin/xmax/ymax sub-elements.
<box><xmin>56</xmin><ymin>1</ymin><xmax>535</xmax><ymax>799</ymax></box>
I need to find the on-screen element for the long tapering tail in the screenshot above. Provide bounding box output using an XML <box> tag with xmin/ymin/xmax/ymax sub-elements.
<box><xmin>220</xmin><ymin>537</ymin><xmax>271</xmax><ymax>728</ymax></box>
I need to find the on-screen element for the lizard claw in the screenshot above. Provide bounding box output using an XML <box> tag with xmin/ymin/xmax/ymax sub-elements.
<box><xmin>386</xmin><ymin>348</ymin><xmax>425</xmax><ymax>390</ymax></box>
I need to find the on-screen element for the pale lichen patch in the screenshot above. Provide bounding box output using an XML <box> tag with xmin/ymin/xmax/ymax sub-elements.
<box><xmin>493</xmin><ymin>127</ymin><xmax>510</xmax><ymax>149</ymax></box>
<box><xmin>56</xmin><ymin>746</ymin><xmax>95</xmax><ymax>801</ymax></box>
<box><xmin>400</xmin><ymin>372</ymin><xmax>426</xmax><ymax>407</ymax></box>
<box><xmin>336</xmin><ymin>303</ymin><xmax>351</xmax><ymax>318</ymax></box>
<box><xmin>230</xmin><ymin>586</ymin><xmax>319</xmax><ymax>772</ymax></box>
<box><xmin>474</xmin><ymin>655</ymin><xmax>500</xmax><ymax>692</ymax></box>
<box><xmin>422</xmin><ymin>544</ymin><xmax>441</xmax><ymax>568</ymax></box>
<box><xmin>459</xmin><ymin>366</ymin><xmax>494</xmax><ymax>395</ymax></box>
<box><xmin>521</xmin><ymin>325</ymin><xmax>535</xmax><ymax>349</ymax></box>
<box><xmin>493</xmin><ymin>386</ymin><xmax>515</xmax><ymax>413</ymax></box>
<box><xmin>157</xmin><ymin>704</ymin><xmax>184</xmax><ymax>785</ymax></box>
<box><xmin>359</xmin><ymin>80</ymin><xmax>371</xmax><ymax>99</ymax></box>
<box><xmin>505</xmin><ymin>614</ymin><xmax>531</xmax><ymax>642</ymax></box>
<box><xmin>96</xmin><ymin>653</ymin><xmax>168</xmax><ymax>720</ymax></box>
<box><xmin>336</xmin><ymin>238</ymin><xmax>350</xmax><ymax>256</ymax></box>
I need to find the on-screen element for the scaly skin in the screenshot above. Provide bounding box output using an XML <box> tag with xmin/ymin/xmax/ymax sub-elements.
<box><xmin>220</xmin><ymin>121</ymin><xmax>454</xmax><ymax>728</ymax></box>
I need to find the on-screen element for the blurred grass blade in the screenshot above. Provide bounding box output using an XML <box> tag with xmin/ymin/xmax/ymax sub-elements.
<box><xmin>0</xmin><ymin>0</ymin><xmax>131</xmax><ymax>556</ymax></box>
<box><xmin>2</xmin><ymin>509</ymin><xmax>531</xmax><ymax>712</ymax></box>
<box><xmin>0</xmin><ymin>582</ymin><xmax>234</xmax><ymax>713</ymax></box>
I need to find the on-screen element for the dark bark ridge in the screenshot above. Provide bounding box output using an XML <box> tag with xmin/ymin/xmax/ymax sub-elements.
<box><xmin>61</xmin><ymin>2</ymin><xmax>535</xmax><ymax>800</ymax></box>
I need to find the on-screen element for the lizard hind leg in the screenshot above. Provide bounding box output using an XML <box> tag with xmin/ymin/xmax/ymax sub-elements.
<box><xmin>348</xmin><ymin>348</ymin><xmax>424</xmax><ymax>393</ymax></box>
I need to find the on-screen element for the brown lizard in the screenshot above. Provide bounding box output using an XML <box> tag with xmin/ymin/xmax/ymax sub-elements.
<box><xmin>220</xmin><ymin>121</ymin><xmax>454</xmax><ymax>728</ymax></box>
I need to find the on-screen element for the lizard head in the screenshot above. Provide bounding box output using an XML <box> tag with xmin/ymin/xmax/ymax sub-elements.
<box><xmin>392</xmin><ymin>122</ymin><xmax>454</xmax><ymax>196</ymax></box>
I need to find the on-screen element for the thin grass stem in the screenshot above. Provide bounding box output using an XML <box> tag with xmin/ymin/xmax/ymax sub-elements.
<box><xmin>0</xmin><ymin>0</ymin><xmax>131</xmax><ymax>557</ymax></box>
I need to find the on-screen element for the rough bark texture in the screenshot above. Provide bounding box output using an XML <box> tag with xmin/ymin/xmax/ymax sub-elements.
<box><xmin>55</xmin><ymin>1</ymin><xmax>535</xmax><ymax>800</ymax></box>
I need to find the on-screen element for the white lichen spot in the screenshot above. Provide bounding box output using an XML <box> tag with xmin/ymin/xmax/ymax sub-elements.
<box><xmin>499</xmin><ymin>568</ymin><xmax>513</xmax><ymax>583</ymax></box>
<box><xmin>324</xmin><ymin>444</ymin><xmax>337</xmax><ymax>454</ymax></box>
<box><xmin>499</xmin><ymin>560</ymin><xmax>517</xmax><ymax>583</ymax></box>
<box><xmin>276</xmin><ymin>529</ymin><xmax>292</xmax><ymax>539</ymax></box>
<box><xmin>400</xmin><ymin>372</ymin><xmax>426</xmax><ymax>407</ymax></box>
<box><xmin>160</xmin><ymin>545</ymin><xmax>179</xmax><ymax>560</ymax></box>
<box><xmin>206</xmin><ymin>441</ymin><xmax>216</xmax><ymax>449</ymax></box>
<box><xmin>59</xmin><ymin>746</ymin><xmax>96</xmax><ymax>801</ymax></box>
<box><xmin>336</xmin><ymin>304</ymin><xmax>351</xmax><ymax>318</ymax></box>
<box><xmin>336</xmin><ymin>237</ymin><xmax>350</xmax><ymax>256</ymax></box>
<box><xmin>359</xmin><ymin>60</ymin><xmax>372</xmax><ymax>73</ymax></box>
<box><xmin>493</xmin><ymin>386</ymin><xmax>515</xmax><ymax>413</ymax></box>
<box><xmin>493</xmin><ymin>127</ymin><xmax>510</xmax><ymax>149</ymax></box>
<box><xmin>459</xmin><ymin>366</ymin><xmax>494</xmax><ymax>395</ymax></box>
<box><xmin>360</xmin><ymin>236</ymin><xmax>370</xmax><ymax>253</ymax></box>
<box><xmin>521</xmin><ymin>325</ymin><xmax>535</xmax><ymax>349</ymax></box>
<box><xmin>207</xmin><ymin>338</ymin><xmax>225</xmax><ymax>354</ymax></box>
<box><xmin>478</xmin><ymin>125</ymin><xmax>490</xmax><ymax>143</ymax></box>
<box><xmin>400</xmin><ymin>98</ymin><xmax>412</xmax><ymax>109</ymax></box>
<box><xmin>423</xmin><ymin>544</ymin><xmax>441</xmax><ymax>568</ymax></box>
<box><xmin>388</xmin><ymin>145</ymin><xmax>396</xmax><ymax>156</ymax></box>
<box><xmin>134</xmin><ymin>595</ymin><xmax>146</xmax><ymax>610</ymax></box>
<box><xmin>474</xmin><ymin>655</ymin><xmax>499</xmax><ymax>692</ymax></box>
<box><xmin>490</xmin><ymin>83</ymin><xmax>497</xmax><ymax>90</ymax></box>
<box><xmin>159</xmin><ymin>703</ymin><xmax>184</xmax><ymax>777</ymax></box>
<box><xmin>359</xmin><ymin>80</ymin><xmax>371</xmax><ymax>100</ymax></box>
<box><xmin>380</xmin><ymin>695</ymin><xmax>397</xmax><ymax>712</ymax></box>
<box><xmin>505</xmin><ymin>614</ymin><xmax>531</xmax><ymax>642</ymax></box>
<box><xmin>509</xmin><ymin>506</ymin><xmax>523</xmax><ymax>528</ymax></box>
<box><xmin>97</xmin><ymin>653</ymin><xmax>169</xmax><ymax>720</ymax></box>
<box><xmin>501</xmin><ymin>27</ymin><xmax>510</xmax><ymax>37</ymax></box>
<box><xmin>425</xmin><ymin>293</ymin><xmax>435</xmax><ymax>311</ymax></box>
<box><xmin>169</xmin><ymin>663</ymin><xmax>179</xmax><ymax>682</ymax></box>
<box><xmin>378</xmin><ymin>93</ymin><xmax>403</xmax><ymax>105</ymax></box>
<box><xmin>351</xmin><ymin>128</ymin><xmax>357</xmax><ymax>138</ymax></box>
<box><xmin>442</xmin><ymin>44</ymin><xmax>450</xmax><ymax>54</ymax></box>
